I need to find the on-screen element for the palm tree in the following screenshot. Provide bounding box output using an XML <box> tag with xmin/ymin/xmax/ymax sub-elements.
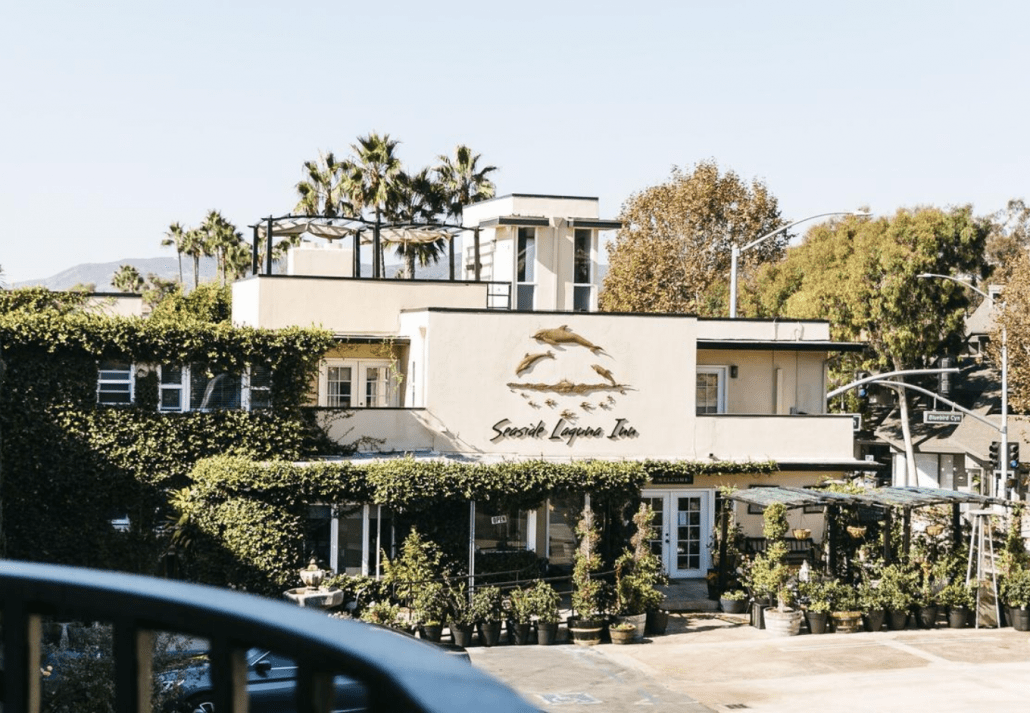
<box><xmin>435</xmin><ymin>145</ymin><xmax>498</xmax><ymax>223</ymax></box>
<box><xmin>388</xmin><ymin>167</ymin><xmax>447</xmax><ymax>279</ymax></box>
<box><xmin>161</xmin><ymin>222</ymin><xmax>187</xmax><ymax>284</ymax></box>
<box><xmin>295</xmin><ymin>151</ymin><xmax>354</xmax><ymax>218</ymax></box>
<box><xmin>201</xmin><ymin>210</ymin><xmax>245</xmax><ymax>286</ymax></box>
<box><xmin>345</xmin><ymin>132</ymin><xmax>403</xmax><ymax>276</ymax></box>
<box><xmin>181</xmin><ymin>227</ymin><xmax>206</xmax><ymax>290</ymax></box>
<box><xmin>112</xmin><ymin>264</ymin><xmax>144</xmax><ymax>293</ymax></box>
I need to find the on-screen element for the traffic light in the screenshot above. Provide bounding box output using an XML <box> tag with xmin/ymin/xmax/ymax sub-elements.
<box><xmin>989</xmin><ymin>441</ymin><xmax>1001</xmax><ymax>470</ymax></box>
<box><xmin>855</xmin><ymin>371</ymin><xmax>871</xmax><ymax>400</ymax></box>
<box><xmin>1008</xmin><ymin>443</ymin><xmax>1020</xmax><ymax>470</ymax></box>
<box><xmin>938</xmin><ymin>357</ymin><xmax>954</xmax><ymax>397</ymax></box>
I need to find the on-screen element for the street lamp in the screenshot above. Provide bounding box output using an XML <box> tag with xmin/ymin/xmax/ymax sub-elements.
<box><xmin>917</xmin><ymin>273</ymin><xmax>1007</xmax><ymax>497</ymax></box>
<box><xmin>729</xmin><ymin>211</ymin><xmax>871</xmax><ymax>318</ymax></box>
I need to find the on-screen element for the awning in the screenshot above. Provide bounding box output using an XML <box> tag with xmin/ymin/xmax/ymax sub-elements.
<box><xmin>253</xmin><ymin>216</ymin><xmax>462</xmax><ymax>244</ymax></box>
<box><xmin>476</xmin><ymin>216</ymin><xmax>551</xmax><ymax>228</ymax></box>
<box><xmin>697</xmin><ymin>339</ymin><xmax>866</xmax><ymax>353</ymax></box>
<box><xmin>726</xmin><ymin>485</ymin><xmax>1009</xmax><ymax>511</ymax></box>
<box><xmin>567</xmin><ymin>218</ymin><xmax>622</xmax><ymax>230</ymax></box>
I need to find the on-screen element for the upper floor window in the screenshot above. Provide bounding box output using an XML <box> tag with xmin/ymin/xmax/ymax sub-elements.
<box><xmin>696</xmin><ymin>366</ymin><xmax>727</xmax><ymax>415</ymax></box>
<box><xmin>97</xmin><ymin>360</ymin><xmax>134</xmax><ymax>405</ymax></box>
<box><xmin>516</xmin><ymin>227</ymin><xmax>536</xmax><ymax>311</ymax></box>
<box><xmin>573</xmin><ymin>228</ymin><xmax>593</xmax><ymax>312</ymax></box>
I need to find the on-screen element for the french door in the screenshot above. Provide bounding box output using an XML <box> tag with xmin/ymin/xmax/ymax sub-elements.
<box><xmin>321</xmin><ymin>359</ymin><xmax>396</xmax><ymax>408</ymax></box>
<box><xmin>641</xmin><ymin>490</ymin><xmax>713</xmax><ymax>578</ymax></box>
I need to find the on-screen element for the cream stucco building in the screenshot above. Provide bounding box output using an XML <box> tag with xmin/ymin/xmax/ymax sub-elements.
<box><xmin>232</xmin><ymin>195</ymin><xmax>869</xmax><ymax>580</ymax></box>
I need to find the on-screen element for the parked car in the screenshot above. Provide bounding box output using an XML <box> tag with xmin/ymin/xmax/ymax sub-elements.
<box><xmin>167</xmin><ymin>628</ymin><xmax>470</xmax><ymax>712</ymax></box>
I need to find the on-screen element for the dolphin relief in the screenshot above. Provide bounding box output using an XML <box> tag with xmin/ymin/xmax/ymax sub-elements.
<box><xmin>515</xmin><ymin>351</ymin><xmax>555</xmax><ymax>376</ymax></box>
<box><xmin>532</xmin><ymin>326</ymin><xmax>605</xmax><ymax>354</ymax></box>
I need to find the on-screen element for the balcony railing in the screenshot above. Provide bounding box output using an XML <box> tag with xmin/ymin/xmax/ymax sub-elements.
<box><xmin>0</xmin><ymin>561</ymin><xmax>532</xmax><ymax>713</ymax></box>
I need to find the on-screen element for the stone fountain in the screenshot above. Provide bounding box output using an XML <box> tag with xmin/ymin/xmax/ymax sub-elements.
<box><xmin>284</xmin><ymin>559</ymin><xmax>344</xmax><ymax>609</ymax></box>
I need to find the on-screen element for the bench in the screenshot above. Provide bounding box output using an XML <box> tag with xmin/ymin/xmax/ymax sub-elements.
<box><xmin>744</xmin><ymin>537</ymin><xmax>815</xmax><ymax>566</ymax></box>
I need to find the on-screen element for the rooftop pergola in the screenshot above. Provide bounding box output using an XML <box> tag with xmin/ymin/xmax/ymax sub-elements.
<box><xmin>249</xmin><ymin>214</ymin><xmax>470</xmax><ymax>280</ymax></box>
<box><xmin>719</xmin><ymin>485</ymin><xmax>1012</xmax><ymax>589</ymax></box>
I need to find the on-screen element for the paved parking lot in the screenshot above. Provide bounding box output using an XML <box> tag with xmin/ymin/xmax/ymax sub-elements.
<box><xmin>468</xmin><ymin>614</ymin><xmax>1030</xmax><ymax>712</ymax></box>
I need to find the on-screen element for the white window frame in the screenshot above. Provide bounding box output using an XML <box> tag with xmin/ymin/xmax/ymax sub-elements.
<box><xmin>696</xmin><ymin>365</ymin><xmax>727</xmax><ymax>415</ymax></box>
<box><xmin>319</xmin><ymin>359</ymin><xmax>398</xmax><ymax>408</ymax></box>
<box><xmin>97</xmin><ymin>361</ymin><xmax>134</xmax><ymax>406</ymax></box>
<box><xmin>572</xmin><ymin>228</ymin><xmax>594</xmax><ymax>312</ymax></box>
<box><xmin>515</xmin><ymin>226</ymin><xmax>536</xmax><ymax>311</ymax></box>
<box><xmin>158</xmin><ymin>363</ymin><xmax>268</xmax><ymax>413</ymax></box>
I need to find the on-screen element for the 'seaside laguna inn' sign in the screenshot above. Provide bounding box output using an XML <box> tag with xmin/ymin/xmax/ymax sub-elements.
<box><xmin>491</xmin><ymin>417</ymin><xmax>639</xmax><ymax>446</ymax></box>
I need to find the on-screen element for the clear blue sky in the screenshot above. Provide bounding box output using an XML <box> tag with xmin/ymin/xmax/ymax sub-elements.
<box><xmin>2</xmin><ymin>1</ymin><xmax>1028</xmax><ymax>284</ymax></box>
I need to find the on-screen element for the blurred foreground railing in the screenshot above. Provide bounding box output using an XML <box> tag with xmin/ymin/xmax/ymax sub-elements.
<box><xmin>0</xmin><ymin>561</ymin><xmax>533</xmax><ymax>713</ymax></box>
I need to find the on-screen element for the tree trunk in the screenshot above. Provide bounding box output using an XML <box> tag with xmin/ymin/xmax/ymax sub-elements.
<box><xmin>193</xmin><ymin>255</ymin><xmax>200</xmax><ymax>289</ymax></box>
<box><xmin>405</xmin><ymin>244</ymin><xmax>416</xmax><ymax>279</ymax></box>
<box><xmin>177</xmin><ymin>253</ymin><xmax>183</xmax><ymax>284</ymax></box>
<box><xmin>894</xmin><ymin>358</ymin><xmax>918</xmax><ymax>487</ymax></box>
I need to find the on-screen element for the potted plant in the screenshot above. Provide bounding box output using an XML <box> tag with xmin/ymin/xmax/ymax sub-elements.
<box><xmin>525</xmin><ymin>579</ymin><xmax>562</xmax><ymax>645</ymax></box>
<box><xmin>614</xmin><ymin>503</ymin><xmax>667</xmax><ymax>642</ymax></box>
<box><xmin>798</xmin><ymin>580</ymin><xmax>832</xmax><ymax>634</ymax></box>
<box><xmin>916</xmin><ymin>563</ymin><xmax>943</xmax><ymax>629</ymax></box>
<box><xmin>879</xmin><ymin>564</ymin><xmax>916</xmax><ymax>630</ymax></box>
<box><xmin>470</xmin><ymin>585</ymin><xmax>504</xmax><ymax>647</ymax></box>
<box><xmin>506</xmin><ymin>587</ymin><xmax>534</xmax><ymax>645</ymax></box>
<box><xmin>413</xmin><ymin>581</ymin><xmax>448</xmax><ymax>642</ymax></box>
<box><xmin>609</xmin><ymin>622</ymin><xmax>637</xmax><ymax>645</ymax></box>
<box><xmin>827</xmin><ymin>580</ymin><xmax>862</xmax><ymax>633</ymax></box>
<box><xmin>1000</xmin><ymin>566</ymin><xmax>1030</xmax><ymax>631</ymax></box>
<box><xmin>859</xmin><ymin>581</ymin><xmax>886</xmax><ymax>632</ymax></box>
<box><xmin>359</xmin><ymin>600</ymin><xmax>403</xmax><ymax>629</ymax></box>
<box><xmin>719</xmin><ymin>589</ymin><xmax>748</xmax><ymax>614</ymax></box>
<box><xmin>939</xmin><ymin>581</ymin><xmax>975</xmax><ymax>629</ymax></box>
<box><xmin>446</xmin><ymin>583</ymin><xmax>476</xmax><ymax>647</ymax></box>
<box><xmin>570</xmin><ymin>506</ymin><xmax>605</xmax><ymax>646</ymax></box>
<box><xmin>756</xmin><ymin>504</ymin><xmax>803</xmax><ymax>636</ymax></box>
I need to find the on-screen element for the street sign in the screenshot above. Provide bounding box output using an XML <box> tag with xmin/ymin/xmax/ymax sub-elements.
<box><xmin>923</xmin><ymin>411</ymin><xmax>963</xmax><ymax>424</ymax></box>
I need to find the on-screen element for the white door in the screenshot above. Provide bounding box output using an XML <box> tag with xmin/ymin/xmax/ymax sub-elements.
<box><xmin>641</xmin><ymin>490</ymin><xmax>713</xmax><ymax>579</ymax></box>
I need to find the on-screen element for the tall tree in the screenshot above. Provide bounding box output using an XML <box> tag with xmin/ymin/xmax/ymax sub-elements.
<box><xmin>295</xmin><ymin>151</ymin><xmax>355</xmax><ymax>218</ymax></box>
<box><xmin>111</xmin><ymin>264</ymin><xmax>144</xmax><ymax>293</ymax></box>
<box><xmin>161</xmin><ymin>222</ymin><xmax>187</xmax><ymax>284</ymax></box>
<box><xmin>600</xmin><ymin>161</ymin><xmax>786</xmax><ymax>316</ymax></box>
<box><xmin>181</xmin><ymin>227</ymin><xmax>206</xmax><ymax>289</ymax></box>
<box><xmin>986</xmin><ymin>198</ymin><xmax>1030</xmax><ymax>285</ymax></box>
<box><xmin>435</xmin><ymin>144</ymin><xmax>497</xmax><ymax>223</ymax></box>
<box><xmin>992</xmin><ymin>250</ymin><xmax>1030</xmax><ymax>414</ymax></box>
<box><xmin>200</xmin><ymin>210</ymin><xmax>245</xmax><ymax>286</ymax></box>
<box><xmin>345</xmin><ymin>132</ymin><xmax>403</xmax><ymax>276</ymax></box>
<box><xmin>388</xmin><ymin>167</ymin><xmax>446</xmax><ymax>278</ymax></box>
<box><xmin>752</xmin><ymin>207</ymin><xmax>992</xmax><ymax>484</ymax></box>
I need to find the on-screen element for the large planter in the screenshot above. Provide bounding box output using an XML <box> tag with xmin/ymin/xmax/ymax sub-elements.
<box><xmin>720</xmin><ymin>597</ymin><xmax>747</xmax><ymax>614</ymax></box>
<box><xmin>805</xmin><ymin>610</ymin><xmax>829</xmax><ymax>635</ymax></box>
<box><xmin>537</xmin><ymin>621</ymin><xmax>559</xmax><ymax>645</ymax></box>
<box><xmin>947</xmin><ymin>607</ymin><xmax>969</xmax><ymax>629</ymax></box>
<box><xmin>1010</xmin><ymin>606</ymin><xmax>1030</xmax><ymax>632</ymax></box>
<box><xmin>420</xmin><ymin>623</ymin><xmax>443</xmax><ymax>643</ymax></box>
<box><xmin>917</xmin><ymin>606</ymin><xmax>939</xmax><ymax>629</ymax></box>
<box><xmin>477</xmin><ymin>620</ymin><xmax>502</xmax><ymax>647</ymax></box>
<box><xmin>613</xmin><ymin>613</ymin><xmax>647</xmax><ymax>642</ymax></box>
<box><xmin>646</xmin><ymin>609</ymin><xmax>669</xmax><ymax>636</ymax></box>
<box><xmin>507</xmin><ymin>620</ymin><xmax>532</xmax><ymax>645</ymax></box>
<box><xmin>864</xmin><ymin>610</ymin><xmax>886</xmax><ymax>632</ymax></box>
<box><xmin>450</xmin><ymin>622</ymin><xmax>474</xmax><ymax>648</ymax></box>
<box><xmin>610</xmin><ymin>625</ymin><xmax>637</xmax><ymax>645</ymax></box>
<box><xmin>888</xmin><ymin>609</ymin><xmax>910</xmax><ymax>630</ymax></box>
<box><xmin>569</xmin><ymin>620</ymin><xmax>604</xmax><ymax>647</ymax></box>
<box><xmin>764</xmin><ymin>608</ymin><xmax>803</xmax><ymax>636</ymax></box>
<box><xmin>831</xmin><ymin>611</ymin><xmax>863</xmax><ymax>634</ymax></box>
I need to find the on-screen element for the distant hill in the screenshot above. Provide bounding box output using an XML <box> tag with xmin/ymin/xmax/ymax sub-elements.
<box><xmin>13</xmin><ymin>257</ymin><xmax>218</xmax><ymax>292</ymax></box>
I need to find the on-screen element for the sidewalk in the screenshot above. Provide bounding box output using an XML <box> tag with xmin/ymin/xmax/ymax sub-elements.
<box><xmin>470</xmin><ymin>614</ymin><xmax>1030</xmax><ymax>712</ymax></box>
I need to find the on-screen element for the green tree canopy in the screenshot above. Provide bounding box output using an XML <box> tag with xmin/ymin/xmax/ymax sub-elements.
<box><xmin>992</xmin><ymin>250</ymin><xmax>1030</xmax><ymax>413</ymax></box>
<box><xmin>600</xmin><ymin>160</ymin><xmax>786</xmax><ymax>316</ymax></box>
<box><xmin>751</xmin><ymin>206</ymin><xmax>992</xmax><ymax>483</ymax></box>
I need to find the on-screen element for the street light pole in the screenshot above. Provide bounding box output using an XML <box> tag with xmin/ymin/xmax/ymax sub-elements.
<box><xmin>729</xmin><ymin>211</ymin><xmax>870</xmax><ymax>318</ymax></box>
<box><xmin>917</xmin><ymin>274</ymin><xmax>1007</xmax><ymax>497</ymax></box>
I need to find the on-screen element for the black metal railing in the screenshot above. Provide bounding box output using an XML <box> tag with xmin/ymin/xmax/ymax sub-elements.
<box><xmin>0</xmin><ymin>561</ymin><xmax>533</xmax><ymax>713</ymax></box>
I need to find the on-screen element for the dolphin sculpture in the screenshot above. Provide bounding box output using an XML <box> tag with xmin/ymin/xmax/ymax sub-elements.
<box><xmin>533</xmin><ymin>326</ymin><xmax>605</xmax><ymax>354</ymax></box>
<box><xmin>515</xmin><ymin>351</ymin><xmax>555</xmax><ymax>376</ymax></box>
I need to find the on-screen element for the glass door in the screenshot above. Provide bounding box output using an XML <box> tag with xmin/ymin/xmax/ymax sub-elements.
<box><xmin>641</xmin><ymin>490</ymin><xmax>712</xmax><ymax>579</ymax></box>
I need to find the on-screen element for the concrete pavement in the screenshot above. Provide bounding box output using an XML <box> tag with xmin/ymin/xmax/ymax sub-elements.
<box><xmin>468</xmin><ymin>614</ymin><xmax>1030</xmax><ymax>712</ymax></box>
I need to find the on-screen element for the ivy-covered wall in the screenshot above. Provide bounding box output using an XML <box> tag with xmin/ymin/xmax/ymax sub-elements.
<box><xmin>0</xmin><ymin>291</ymin><xmax>336</xmax><ymax>572</ymax></box>
<box><xmin>175</xmin><ymin>455</ymin><xmax>778</xmax><ymax>595</ymax></box>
